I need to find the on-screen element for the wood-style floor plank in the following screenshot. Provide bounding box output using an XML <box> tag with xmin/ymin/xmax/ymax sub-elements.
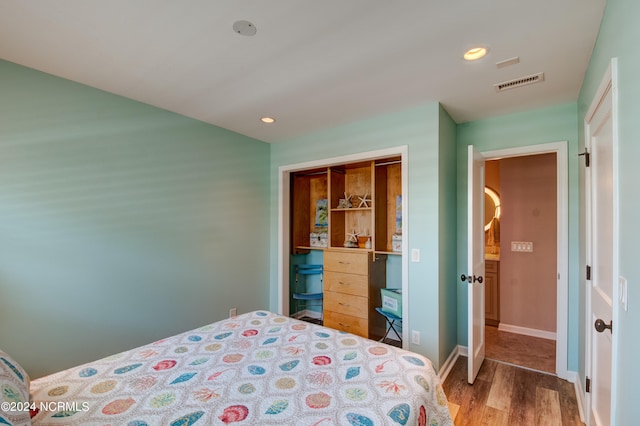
<box><xmin>486</xmin><ymin>363</ymin><xmax>515</xmax><ymax>412</ymax></box>
<box><xmin>536</xmin><ymin>387</ymin><xmax>563</xmax><ymax>426</ymax></box>
<box><xmin>480</xmin><ymin>406</ymin><xmax>509</xmax><ymax>426</ymax></box>
<box><xmin>485</xmin><ymin>325</ymin><xmax>556</xmax><ymax>373</ymax></box>
<box><xmin>557</xmin><ymin>377</ymin><xmax>584</xmax><ymax>426</ymax></box>
<box><xmin>443</xmin><ymin>356</ymin><xmax>584</xmax><ymax>426</ymax></box>
<box><xmin>507</xmin><ymin>365</ymin><xmax>537</xmax><ymax>425</ymax></box>
<box><xmin>457</xmin><ymin>378</ymin><xmax>492</xmax><ymax>426</ymax></box>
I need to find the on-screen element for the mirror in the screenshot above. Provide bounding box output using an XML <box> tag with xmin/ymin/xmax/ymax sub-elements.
<box><xmin>484</xmin><ymin>187</ymin><xmax>501</xmax><ymax>231</ymax></box>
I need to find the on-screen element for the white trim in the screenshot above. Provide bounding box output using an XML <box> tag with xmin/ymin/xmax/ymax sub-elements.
<box><xmin>439</xmin><ymin>345</ymin><xmax>463</xmax><ymax>382</ymax></box>
<box><xmin>481</xmin><ymin>141</ymin><xmax>570</xmax><ymax>380</ymax></box>
<box><xmin>458</xmin><ymin>345</ymin><xmax>469</xmax><ymax>357</ymax></box>
<box><xmin>498</xmin><ymin>323</ymin><xmax>556</xmax><ymax>341</ymax></box>
<box><xmin>610</xmin><ymin>57</ymin><xmax>620</xmax><ymax>426</ymax></box>
<box><xmin>277</xmin><ymin>146</ymin><xmax>410</xmax><ymax>346</ymax></box>
<box><xmin>584</xmin><ymin>58</ymin><xmax>619</xmax><ymax>426</ymax></box>
<box><xmin>571</xmin><ymin>371</ymin><xmax>587</xmax><ymax>424</ymax></box>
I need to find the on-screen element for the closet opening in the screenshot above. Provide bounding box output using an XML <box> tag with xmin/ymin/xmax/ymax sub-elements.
<box><xmin>277</xmin><ymin>146</ymin><xmax>409</xmax><ymax>348</ymax></box>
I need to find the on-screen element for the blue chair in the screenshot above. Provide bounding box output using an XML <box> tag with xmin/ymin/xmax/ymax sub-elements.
<box><xmin>292</xmin><ymin>264</ymin><xmax>324</xmax><ymax>322</ymax></box>
<box><xmin>375</xmin><ymin>307</ymin><xmax>402</xmax><ymax>344</ymax></box>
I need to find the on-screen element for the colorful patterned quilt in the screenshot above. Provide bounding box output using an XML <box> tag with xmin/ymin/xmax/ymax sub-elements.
<box><xmin>30</xmin><ymin>311</ymin><xmax>453</xmax><ymax>425</ymax></box>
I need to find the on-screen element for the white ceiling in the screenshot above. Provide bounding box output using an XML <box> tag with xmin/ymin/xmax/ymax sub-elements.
<box><xmin>0</xmin><ymin>1</ymin><xmax>606</xmax><ymax>143</ymax></box>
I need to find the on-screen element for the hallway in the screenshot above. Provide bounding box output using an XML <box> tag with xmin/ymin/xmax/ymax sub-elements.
<box><xmin>485</xmin><ymin>325</ymin><xmax>556</xmax><ymax>374</ymax></box>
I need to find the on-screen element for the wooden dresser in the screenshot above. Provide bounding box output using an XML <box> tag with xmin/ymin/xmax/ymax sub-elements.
<box><xmin>323</xmin><ymin>250</ymin><xmax>386</xmax><ymax>339</ymax></box>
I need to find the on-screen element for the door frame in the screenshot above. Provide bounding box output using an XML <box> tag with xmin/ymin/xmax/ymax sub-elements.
<box><xmin>478</xmin><ymin>141</ymin><xmax>569</xmax><ymax>379</ymax></box>
<box><xmin>277</xmin><ymin>146</ymin><xmax>409</xmax><ymax>346</ymax></box>
<box><xmin>584</xmin><ymin>58</ymin><xmax>619</xmax><ymax>426</ymax></box>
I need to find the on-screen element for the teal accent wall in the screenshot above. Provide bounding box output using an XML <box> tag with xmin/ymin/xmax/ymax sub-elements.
<box><xmin>438</xmin><ymin>106</ymin><xmax>458</xmax><ymax>365</ymax></box>
<box><xmin>0</xmin><ymin>60</ymin><xmax>271</xmax><ymax>378</ymax></box>
<box><xmin>269</xmin><ymin>104</ymin><xmax>459</xmax><ymax>369</ymax></box>
<box><xmin>455</xmin><ymin>103</ymin><xmax>580</xmax><ymax>370</ymax></box>
<box><xmin>577</xmin><ymin>0</ymin><xmax>640</xmax><ymax>421</ymax></box>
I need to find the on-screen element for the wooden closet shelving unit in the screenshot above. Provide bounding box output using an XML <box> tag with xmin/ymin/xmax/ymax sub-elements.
<box><xmin>290</xmin><ymin>156</ymin><xmax>402</xmax><ymax>339</ymax></box>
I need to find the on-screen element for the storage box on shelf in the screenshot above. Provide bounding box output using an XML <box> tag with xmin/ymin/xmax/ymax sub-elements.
<box><xmin>381</xmin><ymin>288</ymin><xmax>402</xmax><ymax>318</ymax></box>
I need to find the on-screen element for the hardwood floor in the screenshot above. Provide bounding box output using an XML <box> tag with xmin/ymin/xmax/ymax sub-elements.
<box><xmin>443</xmin><ymin>356</ymin><xmax>583</xmax><ymax>425</ymax></box>
<box><xmin>485</xmin><ymin>325</ymin><xmax>556</xmax><ymax>374</ymax></box>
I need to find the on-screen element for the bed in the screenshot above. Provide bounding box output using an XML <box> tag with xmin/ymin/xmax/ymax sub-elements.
<box><xmin>2</xmin><ymin>311</ymin><xmax>453</xmax><ymax>425</ymax></box>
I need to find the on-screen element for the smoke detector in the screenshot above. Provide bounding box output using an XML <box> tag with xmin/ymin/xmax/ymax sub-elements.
<box><xmin>494</xmin><ymin>72</ymin><xmax>545</xmax><ymax>92</ymax></box>
<box><xmin>232</xmin><ymin>20</ymin><xmax>257</xmax><ymax>36</ymax></box>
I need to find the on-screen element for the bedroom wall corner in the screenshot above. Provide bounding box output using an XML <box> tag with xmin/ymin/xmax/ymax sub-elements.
<box><xmin>437</xmin><ymin>105</ymin><xmax>458</xmax><ymax>368</ymax></box>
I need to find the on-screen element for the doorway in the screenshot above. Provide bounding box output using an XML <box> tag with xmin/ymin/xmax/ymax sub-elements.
<box><xmin>473</xmin><ymin>141</ymin><xmax>569</xmax><ymax>380</ymax></box>
<box><xmin>484</xmin><ymin>154</ymin><xmax>558</xmax><ymax>374</ymax></box>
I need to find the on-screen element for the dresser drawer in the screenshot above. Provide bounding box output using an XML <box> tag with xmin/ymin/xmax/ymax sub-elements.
<box><xmin>324</xmin><ymin>271</ymin><xmax>368</xmax><ymax>296</ymax></box>
<box><xmin>324</xmin><ymin>310</ymin><xmax>368</xmax><ymax>337</ymax></box>
<box><xmin>324</xmin><ymin>250</ymin><xmax>369</xmax><ymax>275</ymax></box>
<box><xmin>324</xmin><ymin>291</ymin><xmax>368</xmax><ymax>319</ymax></box>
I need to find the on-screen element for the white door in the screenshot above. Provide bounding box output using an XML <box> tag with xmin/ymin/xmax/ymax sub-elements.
<box><xmin>467</xmin><ymin>145</ymin><xmax>486</xmax><ymax>384</ymax></box>
<box><xmin>586</xmin><ymin>64</ymin><xmax>616</xmax><ymax>426</ymax></box>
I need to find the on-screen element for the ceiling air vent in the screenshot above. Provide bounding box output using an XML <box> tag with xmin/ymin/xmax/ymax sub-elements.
<box><xmin>494</xmin><ymin>72</ymin><xmax>545</xmax><ymax>92</ymax></box>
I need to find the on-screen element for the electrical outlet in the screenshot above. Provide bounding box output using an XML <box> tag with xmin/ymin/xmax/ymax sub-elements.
<box><xmin>229</xmin><ymin>308</ymin><xmax>237</xmax><ymax>318</ymax></box>
<box><xmin>411</xmin><ymin>330</ymin><xmax>420</xmax><ymax>345</ymax></box>
<box><xmin>411</xmin><ymin>249</ymin><xmax>420</xmax><ymax>262</ymax></box>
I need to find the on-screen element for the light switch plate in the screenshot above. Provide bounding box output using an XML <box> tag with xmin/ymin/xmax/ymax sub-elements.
<box><xmin>411</xmin><ymin>249</ymin><xmax>420</xmax><ymax>262</ymax></box>
<box><xmin>619</xmin><ymin>276</ymin><xmax>628</xmax><ymax>311</ymax></box>
<box><xmin>511</xmin><ymin>241</ymin><xmax>534</xmax><ymax>252</ymax></box>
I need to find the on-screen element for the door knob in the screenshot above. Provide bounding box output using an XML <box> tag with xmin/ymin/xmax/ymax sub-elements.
<box><xmin>460</xmin><ymin>274</ymin><xmax>483</xmax><ymax>284</ymax></box>
<box><xmin>594</xmin><ymin>318</ymin><xmax>613</xmax><ymax>333</ymax></box>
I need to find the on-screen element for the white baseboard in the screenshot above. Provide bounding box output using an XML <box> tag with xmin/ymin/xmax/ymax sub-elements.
<box><xmin>569</xmin><ymin>372</ymin><xmax>586</xmax><ymax>424</ymax></box>
<box><xmin>458</xmin><ymin>345</ymin><xmax>468</xmax><ymax>357</ymax></box>
<box><xmin>439</xmin><ymin>345</ymin><xmax>464</xmax><ymax>382</ymax></box>
<box><xmin>498</xmin><ymin>323</ymin><xmax>556</xmax><ymax>341</ymax></box>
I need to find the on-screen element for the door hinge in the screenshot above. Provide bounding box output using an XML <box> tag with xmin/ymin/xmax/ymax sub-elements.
<box><xmin>586</xmin><ymin>376</ymin><xmax>591</xmax><ymax>393</ymax></box>
<box><xmin>586</xmin><ymin>265</ymin><xmax>592</xmax><ymax>281</ymax></box>
<box><xmin>579</xmin><ymin>147</ymin><xmax>591</xmax><ymax>167</ymax></box>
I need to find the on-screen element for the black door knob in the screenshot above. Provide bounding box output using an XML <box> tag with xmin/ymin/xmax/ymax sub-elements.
<box><xmin>461</xmin><ymin>274</ymin><xmax>483</xmax><ymax>283</ymax></box>
<box><xmin>594</xmin><ymin>319</ymin><xmax>613</xmax><ymax>333</ymax></box>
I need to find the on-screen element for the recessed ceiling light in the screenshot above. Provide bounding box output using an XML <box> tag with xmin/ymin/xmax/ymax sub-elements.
<box><xmin>464</xmin><ymin>47</ymin><xmax>488</xmax><ymax>61</ymax></box>
<box><xmin>260</xmin><ymin>117</ymin><xmax>276</xmax><ymax>124</ymax></box>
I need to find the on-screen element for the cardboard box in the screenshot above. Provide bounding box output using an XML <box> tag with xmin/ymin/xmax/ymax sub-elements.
<box><xmin>381</xmin><ymin>288</ymin><xmax>402</xmax><ymax>318</ymax></box>
<box><xmin>392</xmin><ymin>234</ymin><xmax>402</xmax><ymax>252</ymax></box>
<box><xmin>310</xmin><ymin>232</ymin><xmax>328</xmax><ymax>248</ymax></box>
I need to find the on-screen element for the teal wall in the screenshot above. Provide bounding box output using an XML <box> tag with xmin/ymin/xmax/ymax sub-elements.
<box><xmin>438</xmin><ymin>106</ymin><xmax>458</xmax><ymax>365</ymax></box>
<box><xmin>577</xmin><ymin>0</ymin><xmax>640</xmax><ymax>421</ymax></box>
<box><xmin>269</xmin><ymin>103</ymin><xmax>458</xmax><ymax>369</ymax></box>
<box><xmin>455</xmin><ymin>103</ymin><xmax>580</xmax><ymax>371</ymax></box>
<box><xmin>0</xmin><ymin>60</ymin><xmax>271</xmax><ymax>378</ymax></box>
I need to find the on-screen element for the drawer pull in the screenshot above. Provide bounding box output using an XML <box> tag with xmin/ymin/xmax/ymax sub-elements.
<box><xmin>339</xmin><ymin>281</ymin><xmax>350</xmax><ymax>285</ymax></box>
<box><xmin>338</xmin><ymin>302</ymin><xmax>350</xmax><ymax>307</ymax></box>
<box><xmin>338</xmin><ymin>261</ymin><xmax>351</xmax><ymax>265</ymax></box>
<box><xmin>338</xmin><ymin>323</ymin><xmax>350</xmax><ymax>328</ymax></box>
